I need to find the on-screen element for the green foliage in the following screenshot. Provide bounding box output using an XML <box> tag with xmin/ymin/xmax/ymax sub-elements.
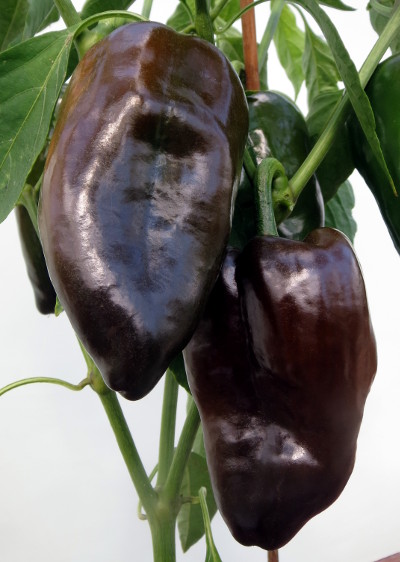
<box><xmin>319</xmin><ymin>0</ymin><xmax>354</xmax><ymax>9</ymax></box>
<box><xmin>273</xmin><ymin>4</ymin><xmax>305</xmax><ymax>98</ymax></box>
<box><xmin>367</xmin><ymin>0</ymin><xmax>400</xmax><ymax>54</ymax></box>
<box><xmin>0</xmin><ymin>29</ymin><xmax>75</xmax><ymax>224</ymax></box>
<box><xmin>0</xmin><ymin>0</ymin><xmax>29</xmax><ymax>50</ymax></box>
<box><xmin>178</xmin><ymin>453</ymin><xmax>217</xmax><ymax>552</ymax></box>
<box><xmin>168</xmin><ymin>354</ymin><xmax>190</xmax><ymax>394</ymax></box>
<box><xmin>303</xmin><ymin>22</ymin><xmax>339</xmax><ymax>106</ymax></box>
<box><xmin>167</xmin><ymin>0</ymin><xmax>195</xmax><ymax>30</ymax></box>
<box><xmin>80</xmin><ymin>0</ymin><xmax>137</xmax><ymax>20</ymax></box>
<box><xmin>324</xmin><ymin>180</ymin><xmax>357</xmax><ymax>242</ymax></box>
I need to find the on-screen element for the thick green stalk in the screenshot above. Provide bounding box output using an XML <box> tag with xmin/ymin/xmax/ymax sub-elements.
<box><xmin>156</xmin><ymin>370</ymin><xmax>179</xmax><ymax>487</ymax></box>
<box><xmin>162</xmin><ymin>399</ymin><xmax>201</xmax><ymax>503</ymax></box>
<box><xmin>53</xmin><ymin>0</ymin><xmax>81</xmax><ymax>27</ymax></box>
<box><xmin>255</xmin><ymin>158</ymin><xmax>288</xmax><ymax>236</ymax></box>
<box><xmin>195</xmin><ymin>0</ymin><xmax>215</xmax><ymax>43</ymax></box>
<box><xmin>290</xmin><ymin>1</ymin><xmax>400</xmax><ymax>200</ymax></box>
<box><xmin>141</xmin><ymin>0</ymin><xmax>153</xmax><ymax>18</ymax></box>
<box><xmin>150</xmin><ymin>513</ymin><xmax>176</xmax><ymax>562</ymax></box>
<box><xmin>95</xmin><ymin>384</ymin><xmax>158</xmax><ymax>520</ymax></box>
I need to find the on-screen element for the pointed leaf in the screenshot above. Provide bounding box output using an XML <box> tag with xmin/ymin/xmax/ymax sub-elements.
<box><xmin>178</xmin><ymin>453</ymin><xmax>217</xmax><ymax>552</ymax></box>
<box><xmin>0</xmin><ymin>0</ymin><xmax>29</xmax><ymax>51</ymax></box>
<box><xmin>169</xmin><ymin>353</ymin><xmax>190</xmax><ymax>394</ymax></box>
<box><xmin>0</xmin><ymin>29</ymin><xmax>75</xmax><ymax>223</ymax></box>
<box><xmin>167</xmin><ymin>0</ymin><xmax>196</xmax><ymax>31</ymax></box>
<box><xmin>273</xmin><ymin>3</ymin><xmax>305</xmax><ymax>97</ymax></box>
<box><xmin>367</xmin><ymin>0</ymin><xmax>400</xmax><ymax>54</ymax></box>
<box><xmin>22</xmin><ymin>0</ymin><xmax>59</xmax><ymax>41</ymax></box>
<box><xmin>81</xmin><ymin>0</ymin><xmax>136</xmax><ymax>19</ymax></box>
<box><xmin>324</xmin><ymin>180</ymin><xmax>357</xmax><ymax>242</ymax></box>
<box><xmin>303</xmin><ymin>23</ymin><xmax>339</xmax><ymax>106</ymax></box>
<box><xmin>319</xmin><ymin>0</ymin><xmax>354</xmax><ymax>9</ymax></box>
<box><xmin>294</xmin><ymin>0</ymin><xmax>396</xmax><ymax>203</ymax></box>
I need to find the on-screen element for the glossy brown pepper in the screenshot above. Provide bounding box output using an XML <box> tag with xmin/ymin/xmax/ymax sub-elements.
<box><xmin>39</xmin><ymin>22</ymin><xmax>248</xmax><ymax>400</ymax></box>
<box><xmin>184</xmin><ymin>228</ymin><xmax>377</xmax><ymax>550</ymax></box>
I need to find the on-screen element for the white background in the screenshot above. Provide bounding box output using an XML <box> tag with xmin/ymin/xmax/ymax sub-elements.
<box><xmin>0</xmin><ymin>1</ymin><xmax>399</xmax><ymax>561</ymax></box>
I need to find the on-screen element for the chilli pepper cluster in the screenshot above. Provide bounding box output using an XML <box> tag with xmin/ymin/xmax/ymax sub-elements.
<box><xmin>18</xmin><ymin>22</ymin><xmax>378</xmax><ymax>551</ymax></box>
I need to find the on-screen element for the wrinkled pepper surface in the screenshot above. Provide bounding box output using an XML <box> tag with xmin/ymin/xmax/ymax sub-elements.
<box><xmin>184</xmin><ymin>228</ymin><xmax>377</xmax><ymax>550</ymax></box>
<box><xmin>39</xmin><ymin>21</ymin><xmax>248</xmax><ymax>400</ymax></box>
<box><xmin>230</xmin><ymin>91</ymin><xmax>324</xmax><ymax>249</ymax></box>
<box><xmin>349</xmin><ymin>53</ymin><xmax>400</xmax><ymax>254</ymax></box>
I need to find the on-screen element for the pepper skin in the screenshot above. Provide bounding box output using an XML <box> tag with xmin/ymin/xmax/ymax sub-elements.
<box><xmin>39</xmin><ymin>22</ymin><xmax>248</xmax><ymax>400</ymax></box>
<box><xmin>349</xmin><ymin>53</ymin><xmax>400</xmax><ymax>254</ymax></box>
<box><xmin>15</xmin><ymin>205</ymin><xmax>56</xmax><ymax>314</ymax></box>
<box><xmin>230</xmin><ymin>91</ymin><xmax>324</xmax><ymax>249</ymax></box>
<box><xmin>184</xmin><ymin>228</ymin><xmax>377</xmax><ymax>550</ymax></box>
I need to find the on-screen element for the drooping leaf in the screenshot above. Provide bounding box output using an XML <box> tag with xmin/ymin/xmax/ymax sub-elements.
<box><xmin>0</xmin><ymin>0</ymin><xmax>29</xmax><ymax>51</ymax></box>
<box><xmin>215</xmin><ymin>25</ymin><xmax>243</xmax><ymax>66</ymax></box>
<box><xmin>319</xmin><ymin>0</ymin><xmax>354</xmax><ymax>9</ymax></box>
<box><xmin>199</xmin><ymin>487</ymin><xmax>222</xmax><ymax>562</ymax></box>
<box><xmin>294</xmin><ymin>0</ymin><xmax>396</xmax><ymax>202</ymax></box>
<box><xmin>167</xmin><ymin>0</ymin><xmax>196</xmax><ymax>31</ymax></box>
<box><xmin>302</xmin><ymin>22</ymin><xmax>339</xmax><ymax>107</ymax></box>
<box><xmin>367</xmin><ymin>0</ymin><xmax>400</xmax><ymax>54</ymax></box>
<box><xmin>0</xmin><ymin>29</ymin><xmax>76</xmax><ymax>224</ymax></box>
<box><xmin>324</xmin><ymin>180</ymin><xmax>357</xmax><ymax>242</ymax></box>
<box><xmin>23</xmin><ymin>0</ymin><xmax>59</xmax><ymax>40</ymax></box>
<box><xmin>211</xmin><ymin>0</ymin><xmax>239</xmax><ymax>21</ymax></box>
<box><xmin>168</xmin><ymin>353</ymin><xmax>190</xmax><ymax>393</ymax></box>
<box><xmin>187</xmin><ymin>395</ymin><xmax>206</xmax><ymax>458</ymax></box>
<box><xmin>273</xmin><ymin>3</ymin><xmax>305</xmax><ymax>98</ymax></box>
<box><xmin>80</xmin><ymin>0</ymin><xmax>137</xmax><ymax>19</ymax></box>
<box><xmin>178</xmin><ymin>454</ymin><xmax>217</xmax><ymax>553</ymax></box>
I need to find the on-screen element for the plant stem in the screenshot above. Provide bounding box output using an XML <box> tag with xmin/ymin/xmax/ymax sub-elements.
<box><xmin>162</xmin><ymin>398</ymin><xmax>201</xmax><ymax>503</ymax></box>
<box><xmin>150</xmin><ymin>512</ymin><xmax>176</xmax><ymax>562</ymax></box>
<box><xmin>141</xmin><ymin>0</ymin><xmax>153</xmax><ymax>18</ymax></box>
<box><xmin>0</xmin><ymin>376</ymin><xmax>89</xmax><ymax>397</ymax></box>
<box><xmin>241</xmin><ymin>0</ymin><xmax>260</xmax><ymax>90</ymax></box>
<box><xmin>268</xmin><ymin>550</ymin><xmax>279</xmax><ymax>562</ymax></box>
<box><xmin>255</xmin><ymin>158</ymin><xmax>288</xmax><ymax>236</ymax></box>
<box><xmin>258</xmin><ymin>0</ymin><xmax>285</xmax><ymax>78</ymax></box>
<box><xmin>96</xmin><ymin>387</ymin><xmax>158</xmax><ymax>520</ymax></box>
<box><xmin>156</xmin><ymin>370</ymin><xmax>179</xmax><ymax>487</ymax></box>
<box><xmin>290</xmin><ymin>1</ymin><xmax>400</xmax><ymax>200</ymax></box>
<box><xmin>195</xmin><ymin>0</ymin><xmax>215</xmax><ymax>43</ymax></box>
<box><xmin>53</xmin><ymin>0</ymin><xmax>81</xmax><ymax>27</ymax></box>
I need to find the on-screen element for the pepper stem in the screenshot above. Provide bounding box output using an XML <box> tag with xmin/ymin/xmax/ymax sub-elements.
<box><xmin>255</xmin><ymin>157</ymin><xmax>292</xmax><ymax>236</ymax></box>
<box><xmin>195</xmin><ymin>0</ymin><xmax>215</xmax><ymax>43</ymax></box>
<box><xmin>156</xmin><ymin>370</ymin><xmax>179</xmax><ymax>487</ymax></box>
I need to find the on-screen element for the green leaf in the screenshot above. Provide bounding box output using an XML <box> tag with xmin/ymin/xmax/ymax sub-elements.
<box><xmin>0</xmin><ymin>0</ymin><xmax>29</xmax><ymax>51</ymax></box>
<box><xmin>302</xmin><ymin>22</ymin><xmax>339</xmax><ymax>107</ymax></box>
<box><xmin>273</xmin><ymin>4</ymin><xmax>305</xmax><ymax>98</ymax></box>
<box><xmin>80</xmin><ymin>0</ymin><xmax>136</xmax><ymax>20</ymax></box>
<box><xmin>294</xmin><ymin>0</ymin><xmax>396</xmax><ymax>204</ymax></box>
<box><xmin>319</xmin><ymin>0</ymin><xmax>354</xmax><ymax>9</ymax></box>
<box><xmin>199</xmin><ymin>487</ymin><xmax>222</xmax><ymax>562</ymax></box>
<box><xmin>169</xmin><ymin>353</ymin><xmax>190</xmax><ymax>394</ymax></box>
<box><xmin>367</xmin><ymin>0</ymin><xmax>400</xmax><ymax>54</ymax></box>
<box><xmin>22</xmin><ymin>0</ymin><xmax>59</xmax><ymax>40</ymax></box>
<box><xmin>215</xmin><ymin>25</ymin><xmax>243</xmax><ymax>64</ymax></box>
<box><xmin>324</xmin><ymin>180</ymin><xmax>357</xmax><ymax>242</ymax></box>
<box><xmin>178</xmin><ymin>453</ymin><xmax>217</xmax><ymax>552</ymax></box>
<box><xmin>0</xmin><ymin>29</ymin><xmax>75</xmax><ymax>224</ymax></box>
<box><xmin>187</xmin><ymin>395</ymin><xmax>206</xmax><ymax>458</ymax></box>
<box><xmin>167</xmin><ymin>0</ymin><xmax>196</xmax><ymax>31</ymax></box>
<box><xmin>211</xmin><ymin>0</ymin><xmax>240</xmax><ymax>21</ymax></box>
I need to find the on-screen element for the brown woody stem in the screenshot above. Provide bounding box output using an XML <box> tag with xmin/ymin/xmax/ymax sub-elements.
<box><xmin>240</xmin><ymin>0</ymin><xmax>260</xmax><ymax>90</ymax></box>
